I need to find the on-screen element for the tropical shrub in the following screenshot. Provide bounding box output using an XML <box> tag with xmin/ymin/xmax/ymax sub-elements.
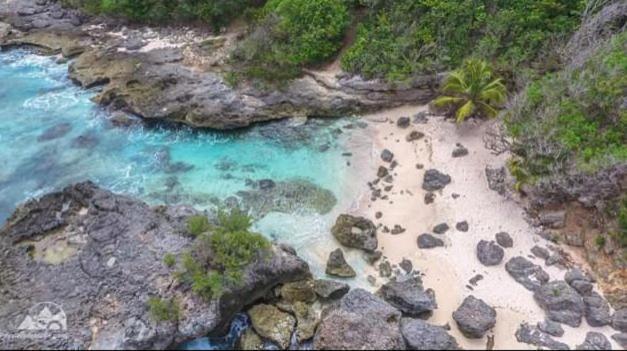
<box><xmin>147</xmin><ymin>297</ymin><xmax>180</xmax><ymax>322</ymax></box>
<box><xmin>434</xmin><ymin>59</ymin><xmax>507</xmax><ymax>123</ymax></box>
<box><xmin>231</xmin><ymin>0</ymin><xmax>350</xmax><ymax>81</ymax></box>
<box><xmin>186</xmin><ymin>215</ymin><xmax>211</xmax><ymax>237</ymax></box>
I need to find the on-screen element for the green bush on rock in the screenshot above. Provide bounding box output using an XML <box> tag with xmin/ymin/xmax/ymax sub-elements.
<box><xmin>147</xmin><ymin>297</ymin><xmax>180</xmax><ymax>322</ymax></box>
<box><xmin>177</xmin><ymin>209</ymin><xmax>270</xmax><ymax>300</ymax></box>
<box><xmin>186</xmin><ymin>215</ymin><xmax>211</xmax><ymax>237</ymax></box>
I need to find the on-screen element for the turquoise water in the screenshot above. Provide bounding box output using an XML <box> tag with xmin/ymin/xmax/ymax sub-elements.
<box><xmin>0</xmin><ymin>49</ymin><xmax>370</xmax><ymax>263</ymax></box>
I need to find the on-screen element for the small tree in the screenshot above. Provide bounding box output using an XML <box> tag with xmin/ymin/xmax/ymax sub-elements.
<box><xmin>434</xmin><ymin>58</ymin><xmax>507</xmax><ymax>123</ymax></box>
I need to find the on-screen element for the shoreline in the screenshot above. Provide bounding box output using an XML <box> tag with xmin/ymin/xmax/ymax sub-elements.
<box><xmin>342</xmin><ymin>105</ymin><xmax>620</xmax><ymax>349</ymax></box>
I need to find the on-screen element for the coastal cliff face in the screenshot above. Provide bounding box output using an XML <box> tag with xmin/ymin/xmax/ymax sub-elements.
<box><xmin>0</xmin><ymin>182</ymin><xmax>310</xmax><ymax>349</ymax></box>
<box><xmin>0</xmin><ymin>0</ymin><xmax>439</xmax><ymax>130</ymax></box>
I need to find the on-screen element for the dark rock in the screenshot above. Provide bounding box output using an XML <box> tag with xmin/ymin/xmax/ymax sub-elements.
<box><xmin>456</xmin><ymin>221</ymin><xmax>469</xmax><ymax>232</ymax></box>
<box><xmin>485</xmin><ymin>166</ymin><xmax>507</xmax><ymax>195</ymax></box>
<box><xmin>280</xmin><ymin>279</ymin><xmax>316</xmax><ymax>304</ymax></box>
<box><xmin>433</xmin><ymin>223</ymin><xmax>449</xmax><ymax>234</ymax></box>
<box><xmin>452</xmin><ymin>296</ymin><xmax>496</xmax><ymax>339</ymax></box>
<box><xmin>452</xmin><ymin>144</ymin><xmax>469</xmax><ymax>158</ymax></box>
<box><xmin>537</xmin><ymin>318</ymin><xmax>565</xmax><ymax>337</ymax></box>
<box><xmin>571</xmin><ymin>279</ymin><xmax>594</xmax><ymax>296</ymax></box>
<box><xmin>424</xmin><ymin>192</ymin><xmax>435</xmax><ymax>204</ymax></box>
<box><xmin>326</xmin><ymin>249</ymin><xmax>356</xmax><ymax>278</ymax></box>
<box><xmin>377</xmin><ymin>166</ymin><xmax>389</xmax><ymax>178</ymax></box>
<box><xmin>495</xmin><ymin>232</ymin><xmax>513</xmax><ymax>248</ymax></box>
<box><xmin>611</xmin><ymin>333</ymin><xmax>627</xmax><ymax>349</ymax></box>
<box><xmin>469</xmin><ymin>274</ymin><xmax>483</xmax><ymax>286</ymax></box>
<box><xmin>314</xmin><ymin>289</ymin><xmax>405</xmax><ymax>350</ymax></box>
<box><xmin>515</xmin><ymin>323</ymin><xmax>569</xmax><ymax>350</ymax></box>
<box><xmin>237</xmin><ymin>329</ymin><xmax>264</xmax><ymax>350</ymax></box>
<box><xmin>0</xmin><ymin>182</ymin><xmax>310</xmax><ymax>349</ymax></box>
<box><xmin>375</xmin><ymin>211</ymin><xmax>383</xmax><ymax>219</ymax></box>
<box><xmin>313</xmin><ymin>279</ymin><xmax>350</xmax><ymax>300</ymax></box>
<box><xmin>71</xmin><ymin>133</ymin><xmax>99</xmax><ymax>149</ymax></box>
<box><xmin>418</xmin><ymin>234</ymin><xmax>444</xmax><ymax>249</ymax></box>
<box><xmin>109</xmin><ymin>112</ymin><xmax>141</xmax><ymax>128</ymax></box>
<box><xmin>613</xmin><ymin>308</ymin><xmax>627</xmax><ymax>332</ymax></box>
<box><xmin>534</xmin><ymin>281</ymin><xmax>585</xmax><ymax>327</ymax></box>
<box><xmin>397</xmin><ymin>117</ymin><xmax>411</xmax><ymax>128</ymax></box>
<box><xmin>379</xmin><ymin>277</ymin><xmax>437</xmax><ymax>318</ymax></box>
<box><xmin>391</xmin><ymin>224</ymin><xmax>406</xmax><ymax>235</ymax></box>
<box><xmin>406</xmin><ymin>130</ymin><xmax>425</xmax><ymax>142</ymax></box>
<box><xmin>401</xmin><ymin>318</ymin><xmax>459</xmax><ymax>350</ymax></box>
<box><xmin>576</xmin><ymin>332</ymin><xmax>612</xmax><ymax>350</ymax></box>
<box><xmin>364</xmin><ymin>250</ymin><xmax>383</xmax><ymax>265</ymax></box>
<box><xmin>539</xmin><ymin>210</ymin><xmax>567</xmax><ymax>229</ymax></box>
<box><xmin>331</xmin><ymin>214</ymin><xmax>378</xmax><ymax>252</ymax></box>
<box><xmin>531</xmin><ymin>245</ymin><xmax>551</xmax><ymax>260</ymax></box>
<box><xmin>423</xmin><ymin>169</ymin><xmax>452</xmax><ymax>191</ymax></box>
<box><xmin>505</xmin><ymin>256</ymin><xmax>549</xmax><ymax>291</ymax></box>
<box><xmin>379</xmin><ymin>261</ymin><xmax>392</xmax><ymax>278</ymax></box>
<box><xmin>476</xmin><ymin>240</ymin><xmax>504</xmax><ymax>266</ymax></box>
<box><xmin>583</xmin><ymin>292</ymin><xmax>612</xmax><ymax>327</ymax></box>
<box><xmin>37</xmin><ymin>122</ymin><xmax>72</xmax><ymax>142</ymax></box>
<box><xmin>381</xmin><ymin>149</ymin><xmax>394</xmax><ymax>163</ymax></box>
<box><xmin>399</xmin><ymin>259</ymin><xmax>413</xmax><ymax>274</ymax></box>
<box><xmin>258</xmin><ymin>179</ymin><xmax>276</xmax><ymax>190</ymax></box>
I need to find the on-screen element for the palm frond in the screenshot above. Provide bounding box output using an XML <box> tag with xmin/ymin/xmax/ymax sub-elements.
<box><xmin>456</xmin><ymin>100</ymin><xmax>475</xmax><ymax>123</ymax></box>
<box><xmin>433</xmin><ymin>96</ymin><xmax>464</xmax><ymax>107</ymax></box>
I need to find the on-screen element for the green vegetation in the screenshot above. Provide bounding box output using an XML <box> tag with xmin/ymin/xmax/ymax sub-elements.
<box><xmin>506</xmin><ymin>32</ymin><xmax>627</xmax><ymax>182</ymax></box>
<box><xmin>341</xmin><ymin>0</ymin><xmax>584</xmax><ymax>82</ymax></box>
<box><xmin>147</xmin><ymin>297</ymin><xmax>180</xmax><ymax>322</ymax></box>
<box><xmin>231</xmin><ymin>0</ymin><xmax>350</xmax><ymax>82</ymax></box>
<box><xmin>186</xmin><ymin>215</ymin><xmax>211</xmax><ymax>237</ymax></box>
<box><xmin>163</xmin><ymin>253</ymin><xmax>176</xmax><ymax>268</ymax></box>
<box><xmin>595</xmin><ymin>235</ymin><xmax>606</xmax><ymax>250</ymax></box>
<box><xmin>434</xmin><ymin>59</ymin><xmax>507</xmax><ymax>123</ymax></box>
<box><xmin>177</xmin><ymin>209</ymin><xmax>270</xmax><ymax>300</ymax></box>
<box><xmin>61</xmin><ymin>0</ymin><xmax>259</xmax><ymax>31</ymax></box>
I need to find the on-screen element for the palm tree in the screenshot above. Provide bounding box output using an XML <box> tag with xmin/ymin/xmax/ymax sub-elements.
<box><xmin>434</xmin><ymin>58</ymin><xmax>507</xmax><ymax>123</ymax></box>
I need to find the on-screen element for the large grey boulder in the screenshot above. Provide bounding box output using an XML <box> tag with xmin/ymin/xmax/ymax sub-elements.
<box><xmin>476</xmin><ymin>240</ymin><xmax>505</xmax><ymax>266</ymax></box>
<box><xmin>417</xmin><ymin>233</ymin><xmax>444</xmax><ymax>249</ymax></box>
<box><xmin>314</xmin><ymin>289</ymin><xmax>405</xmax><ymax>350</ymax></box>
<box><xmin>516</xmin><ymin>323</ymin><xmax>569</xmax><ymax>350</ymax></box>
<box><xmin>505</xmin><ymin>256</ymin><xmax>549</xmax><ymax>291</ymax></box>
<box><xmin>576</xmin><ymin>332</ymin><xmax>612</xmax><ymax>350</ymax></box>
<box><xmin>537</xmin><ymin>318</ymin><xmax>564</xmax><ymax>337</ymax></box>
<box><xmin>583</xmin><ymin>292</ymin><xmax>612</xmax><ymax>327</ymax></box>
<box><xmin>452</xmin><ymin>296</ymin><xmax>496</xmax><ymax>339</ymax></box>
<box><xmin>248</xmin><ymin>304</ymin><xmax>296</xmax><ymax>349</ymax></box>
<box><xmin>400</xmin><ymin>318</ymin><xmax>459</xmax><ymax>350</ymax></box>
<box><xmin>325</xmin><ymin>248</ymin><xmax>356</xmax><ymax>278</ymax></box>
<box><xmin>378</xmin><ymin>277</ymin><xmax>437</xmax><ymax>318</ymax></box>
<box><xmin>534</xmin><ymin>281</ymin><xmax>585</xmax><ymax>327</ymax></box>
<box><xmin>0</xmin><ymin>182</ymin><xmax>310</xmax><ymax>349</ymax></box>
<box><xmin>313</xmin><ymin>279</ymin><xmax>350</xmax><ymax>300</ymax></box>
<box><xmin>331</xmin><ymin>214</ymin><xmax>378</xmax><ymax>252</ymax></box>
<box><xmin>422</xmin><ymin>169</ymin><xmax>452</xmax><ymax>191</ymax></box>
<box><xmin>613</xmin><ymin>308</ymin><xmax>627</xmax><ymax>332</ymax></box>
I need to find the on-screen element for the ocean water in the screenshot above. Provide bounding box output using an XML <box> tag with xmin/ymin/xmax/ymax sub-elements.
<box><xmin>0</xmin><ymin>48</ymin><xmax>373</xmax><ymax>348</ymax></box>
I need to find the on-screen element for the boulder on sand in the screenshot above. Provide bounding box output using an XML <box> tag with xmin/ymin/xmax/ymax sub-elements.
<box><xmin>331</xmin><ymin>214</ymin><xmax>378</xmax><ymax>252</ymax></box>
<box><xmin>452</xmin><ymin>296</ymin><xmax>496</xmax><ymax>338</ymax></box>
<box><xmin>401</xmin><ymin>318</ymin><xmax>459</xmax><ymax>350</ymax></box>
<box><xmin>476</xmin><ymin>240</ymin><xmax>504</xmax><ymax>266</ymax></box>
<box><xmin>378</xmin><ymin>277</ymin><xmax>437</xmax><ymax>318</ymax></box>
<box><xmin>325</xmin><ymin>248</ymin><xmax>356</xmax><ymax>278</ymax></box>
<box><xmin>533</xmin><ymin>281</ymin><xmax>585</xmax><ymax>327</ymax></box>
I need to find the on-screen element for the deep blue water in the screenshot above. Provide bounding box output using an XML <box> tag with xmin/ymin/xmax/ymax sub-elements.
<box><xmin>0</xmin><ymin>49</ymin><xmax>371</xmax><ymax>348</ymax></box>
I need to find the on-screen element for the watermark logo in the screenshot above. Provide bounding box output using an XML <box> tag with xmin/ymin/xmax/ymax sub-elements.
<box><xmin>17</xmin><ymin>302</ymin><xmax>67</xmax><ymax>332</ymax></box>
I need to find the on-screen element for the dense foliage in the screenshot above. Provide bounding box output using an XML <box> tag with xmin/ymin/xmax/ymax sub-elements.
<box><xmin>506</xmin><ymin>32</ymin><xmax>626</xmax><ymax>185</ymax></box>
<box><xmin>177</xmin><ymin>210</ymin><xmax>270</xmax><ymax>300</ymax></box>
<box><xmin>341</xmin><ymin>0</ymin><xmax>585</xmax><ymax>82</ymax></box>
<box><xmin>61</xmin><ymin>0</ymin><xmax>261</xmax><ymax>30</ymax></box>
<box><xmin>434</xmin><ymin>59</ymin><xmax>507</xmax><ymax>123</ymax></box>
<box><xmin>231</xmin><ymin>0</ymin><xmax>350</xmax><ymax>82</ymax></box>
<box><xmin>147</xmin><ymin>297</ymin><xmax>180</xmax><ymax>322</ymax></box>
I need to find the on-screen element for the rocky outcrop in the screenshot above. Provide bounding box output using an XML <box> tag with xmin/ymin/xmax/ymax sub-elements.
<box><xmin>583</xmin><ymin>292</ymin><xmax>612</xmax><ymax>327</ymax></box>
<box><xmin>0</xmin><ymin>182</ymin><xmax>310</xmax><ymax>349</ymax></box>
<box><xmin>534</xmin><ymin>281</ymin><xmax>585</xmax><ymax>327</ymax></box>
<box><xmin>452</xmin><ymin>296</ymin><xmax>496</xmax><ymax>339</ymax></box>
<box><xmin>314</xmin><ymin>289</ymin><xmax>405</xmax><ymax>350</ymax></box>
<box><xmin>331</xmin><ymin>214</ymin><xmax>378</xmax><ymax>252</ymax></box>
<box><xmin>0</xmin><ymin>1</ymin><xmax>439</xmax><ymax>130</ymax></box>
<box><xmin>400</xmin><ymin>318</ymin><xmax>459</xmax><ymax>350</ymax></box>
<box><xmin>378</xmin><ymin>277</ymin><xmax>437</xmax><ymax>318</ymax></box>
<box><xmin>325</xmin><ymin>248</ymin><xmax>356</xmax><ymax>278</ymax></box>
<box><xmin>248</xmin><ymin>304</ymin><xmax>296</xmax><ymax>349</ymax></box>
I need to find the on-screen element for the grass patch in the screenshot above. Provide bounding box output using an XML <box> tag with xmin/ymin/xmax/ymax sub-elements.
<box><xmin>186</xmin><ymin>215</ymin><xmax>211</xmax><ymax>237</ymax></box>
<box><xmin>147</xmin><ymin>297</ymin><xmax>180</xmax><ymax>322</ymax></box>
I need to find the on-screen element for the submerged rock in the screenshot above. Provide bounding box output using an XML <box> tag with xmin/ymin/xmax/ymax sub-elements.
<box><xmin>248</xmin><ymin>304</ymin><xmax>296</xmax><ymax>349</ymax></box>
<box><xmin>379</xmin><ymin>277</ymin><xmax>437</xmax><ymax>318</ymax></box>
<box><xmin>0</xmin><ymin>182</ymin><xmax>310</xmax><ymax>349</ymax></box>
<box><xmin>314</xmin><ymin>289</ymin><xmax>405</xmax><ymax>350</ymax></box>
<box><xmin>331</xmin><ymin>214</ymin><xmax>378</xmax><ymax>252</ymax></box>
<box><xmin>37</xmin><ymin>122</ymin><xmax>72</xmax><ymax>142</ymax></box>
<box><xmin>534</xmin><ymin>281</ymin><xmax>585</xmax><ymax>327</ymax></box>
<box><xmin>401</xmin><ymin>318</ymin><xmax>459</xmax><ymax>350</ymax></box>
<box><xmin>452</xmin><ymin>296</ymin><xmax>496</xmax><ymax>339</ymax></box>
<box><xmin>326</xmin><ymin>248</ymin><xmax>356</xmax><ymax>278</ymax></box>
<box><xmin>422</xmin><ymin>169</ymin><xmax>452</xmax><ymax>191</ymax></box>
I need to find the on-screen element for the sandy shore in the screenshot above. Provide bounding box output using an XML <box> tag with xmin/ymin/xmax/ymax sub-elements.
<box><xmin>342</xmin><ymin>105</ymin><xmax>620</xmax><ymax>350</ymax></box>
